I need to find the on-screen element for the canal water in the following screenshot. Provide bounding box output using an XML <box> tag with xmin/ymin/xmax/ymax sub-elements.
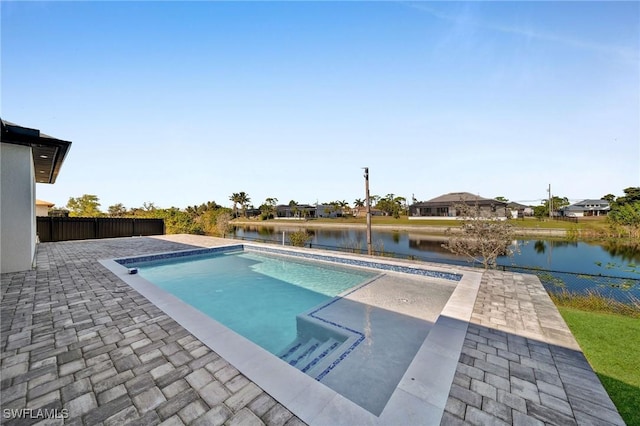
<box><xmin>232</xmin><ymin>225</ymin><xmax>640</xmax><ymax>302</ymax></box>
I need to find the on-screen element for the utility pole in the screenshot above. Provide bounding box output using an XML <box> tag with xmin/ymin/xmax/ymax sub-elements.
<box><xmin>548</xmin><ymin>184</ymin><xmax>552</xmax><ymax>219</ymax></box>
<box><xmin>363</xmin><ymin>167</ymin><xmax>372</xmax><ymax>255</ymax></box>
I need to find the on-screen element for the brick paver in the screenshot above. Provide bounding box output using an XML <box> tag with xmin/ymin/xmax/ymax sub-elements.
<box><xmin>442</xmin><ymin>271</ymin><xmax>625</xmax><ymax>425</ymax></box>
<box><xmin>1</xmin><ymin>236</ymin><xmax>626</xmax><ymax>425</ymax></box>
<box><xmin>1</xmin><ymin>237</ymin><xmax>303</xmax><ymax>425</ymax></box>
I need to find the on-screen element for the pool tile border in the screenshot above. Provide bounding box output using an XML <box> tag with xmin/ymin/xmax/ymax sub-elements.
<box><xmin>115</xmin><ymin>244</ymin><xmax>244</xmax><ymax>265</ymax></box>
<box><xmin>116</xmin><ymin>243</ymin><xmax>463</xmax><ymax>282</ymax></box>
<box><xmin>246</xmin><ymin>244</ymin><xmax>463</xmax><ymax>281</ymax></box>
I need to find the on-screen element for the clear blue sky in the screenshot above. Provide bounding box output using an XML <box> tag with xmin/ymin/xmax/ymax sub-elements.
<box><xmin>2</xmin><ymin>1</ymin><xmax>638</xmax><ymax>210</ymax></box>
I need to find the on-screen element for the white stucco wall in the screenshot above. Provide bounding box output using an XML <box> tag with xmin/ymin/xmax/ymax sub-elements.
<box><xmin>36</xmin><ymin>205</ymin><xmax>51</xmax><ymax>217</ymax></box>
<box><xmin>1</xmin><ymin>143</ymin><xmax>37</xmax><ymax>273</ymax></box>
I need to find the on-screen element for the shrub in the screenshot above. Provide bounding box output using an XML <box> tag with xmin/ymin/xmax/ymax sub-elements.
<box><xmin>288</xmin><ymin>230</ymin><xmax>312</xmax><ymax>247</ymax></box>
<box><xmin>442</xmin><ymin>200</ymin><xmax>515</xmax><ymax>269</ymax></box>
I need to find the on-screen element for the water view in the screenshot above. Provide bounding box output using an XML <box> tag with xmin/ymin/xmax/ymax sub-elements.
<box><xmin>232</xmin><ymin>225</ymin><xmax>640</xmax><ymax>302</ymax></box>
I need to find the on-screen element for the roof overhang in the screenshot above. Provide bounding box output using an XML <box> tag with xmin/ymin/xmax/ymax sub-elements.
<box><xmin>1</xmin><ymin>119</ymin><xmax>72</xmax><ymax>184</ymax></box>
<box><xmin>413</xmin><ymin>200</ymin><xmax>508</xmax><ymax>208</ymax></box>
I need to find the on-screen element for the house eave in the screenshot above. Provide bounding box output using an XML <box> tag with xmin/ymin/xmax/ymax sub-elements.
<box><xmin>1</xmin><ymin>119</ymin><xmax>72</xmax><ymax>184</ymax></box>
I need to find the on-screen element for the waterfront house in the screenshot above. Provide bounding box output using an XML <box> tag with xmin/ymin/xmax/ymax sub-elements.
<box><xmin>275</xmin><ymin>204</ymin><xmax>317</xmax><ymax>219</ymax></box>
<box><xmin>559</xmin><ymin>199</ymin><xmax>611</xmax><ymax>217</ymax></box>
<box><xmin>507</xmin><ymin>202</ymin><xmax>534</xmax><ymax>218</ymax></box>
<box><xmin>409</xmin><ymin>192</ymin><xmax>508</xmax><ymax>220</ymax></box>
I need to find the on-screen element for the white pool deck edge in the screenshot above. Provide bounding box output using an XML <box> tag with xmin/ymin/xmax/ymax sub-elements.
<box><xmin>100</xmin><ymin>243</ymin><xmax>482</xmax><ymax>426</ymax></box>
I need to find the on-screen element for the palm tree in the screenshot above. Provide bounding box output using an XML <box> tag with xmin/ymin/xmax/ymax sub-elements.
<box><xmin>265</xmin><ymin>197</ymin><xmax>278</xmax><ymax>207</ymax></box>
<box><xmin>261</xmin><ymin>197</ymin><xmax>278</xmax><ymax>219</ymax></box>
<box><xmin>237</xmin><ymin>192</ymin><xmax>251</xmax><ymax>218</ymax></box>
<box><xmin>336</xmin><ymin>200</ymin><xmax>349</xmax><ymax>217</ymax></box>
<box><xmin>229</xmin><ymin>193</ymin><xmax>241</xmax><ymax>218</ymax></box>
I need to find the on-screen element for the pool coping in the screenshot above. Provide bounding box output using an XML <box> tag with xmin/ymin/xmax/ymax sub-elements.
<box><xmin>100</xmin><ymin>242</ymin><xmax>483</xmax><ymax>425</ymax></box>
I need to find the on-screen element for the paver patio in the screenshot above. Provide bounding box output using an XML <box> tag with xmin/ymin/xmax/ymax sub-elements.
<box><xmin>0</xmin><ymin>235</ymin><xmax>625</xmax><ymax>425</ymax></box>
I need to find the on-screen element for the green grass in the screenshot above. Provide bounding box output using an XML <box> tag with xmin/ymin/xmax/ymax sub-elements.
<box><xmin>557</xmin><ymin>306</ymin><xmax>640</xmax><ymax>425</ymax></box>
<box><xmin>551</xmin><ymin>290</ymin><xmax>640</xmax><ymax>317</ymax></box>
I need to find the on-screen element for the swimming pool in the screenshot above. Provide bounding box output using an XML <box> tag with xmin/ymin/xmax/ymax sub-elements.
<box><xmin>104</xmin><ymin>243</ymin><xmax>479</xmax><ymax>422</ymax></box>
<box><xmin>126</xmin><ymin>250</ymin><xmax>377</xmax><ymax>355</ymax></box>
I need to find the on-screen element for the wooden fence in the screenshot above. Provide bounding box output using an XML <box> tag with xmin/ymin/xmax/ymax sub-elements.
<box><xmin>37</xmin><ymin>217</ymin><xmax>165</xmax><ymax>242</ymax></box>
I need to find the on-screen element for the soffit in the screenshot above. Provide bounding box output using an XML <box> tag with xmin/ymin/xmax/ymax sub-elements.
<box><xmin>1</xmin><ymin>120</ymin><xmax>72</xmax><ymax>184</ymax></box>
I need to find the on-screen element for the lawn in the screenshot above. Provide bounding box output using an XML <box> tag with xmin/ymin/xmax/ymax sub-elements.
<box><xmin>558</xmin><ymin>307</ymin><xmax>640</xmax><ymax>425</ymax></box>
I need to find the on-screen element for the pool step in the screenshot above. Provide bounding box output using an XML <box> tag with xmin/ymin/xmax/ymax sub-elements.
<box><xmin>300</xmin><ymin>338</ymin><xmax>342</xmax><ymax>374</ymax></box>
<box><xmin>278</xmin><ymin>337</ymin><xmax>343</xmax><ymax>375</ymax></box>
<box><xmin>286</xmin><ymin>338</ymin><xmax>322</xmax><ymax>368</ymax></box>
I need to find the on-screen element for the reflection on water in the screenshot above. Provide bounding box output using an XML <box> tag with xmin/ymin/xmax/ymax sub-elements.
<box><xmin>257</xmin><ymin>227</ymin><xmax>274</xmax><ymax>237</ymax></box>
<box><xmin>231</xmin><ymin>225</ymin><xmax>640</xmax><ymax>302</ymax></box>
<box><xmin>601</xmin><ymin>240</ymin><xmax>640</xmax><ymax>263</ymax></box>
<box><xmin>232</xmin><ymin>225</ymin><xmax>639</xmax><ymax>279</ymax></box>
<box><xmin>408</xmin><ymin>238</ymin><xmax>451</xmax><ymax>255</ymax></box>
<box><xmin>391</xmin><ymin>231</ymin><xmax>401</xmax><ymax>244</ymax></box>
<box><xmin>548</xmin><ymin>240</ymin><xmax>579</xmax><ymax>248</ymax></box>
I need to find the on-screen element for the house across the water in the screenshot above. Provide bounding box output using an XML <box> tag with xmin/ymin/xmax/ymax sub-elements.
<box><xmin>409</xmin><ymin>192</ymin><xmax>508</xmax><ymax>220</ymax></box>
<box><xmin>559</xmin><ymin>199</ymin><xmax>610</xmax><ymax>217</ymax></box>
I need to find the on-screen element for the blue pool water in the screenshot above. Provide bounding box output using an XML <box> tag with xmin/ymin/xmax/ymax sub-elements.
<box><xmin>132</xmin><ymin>251</ymin><xmax>377</xmax><ymax>354</ymax></box>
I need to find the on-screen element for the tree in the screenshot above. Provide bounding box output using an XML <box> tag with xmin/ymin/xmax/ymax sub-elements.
<box><xmin>533</xmin><ymin>205</ymin><xmax>547</xmax><ymax>219</ymax></box>
<box><xmin>186</xmin><ymin>201</ymin><xmax>221</xmax><ymax>219</ymax></box>
<box><xmin>215</xmin><ymin>212</ymin><xmax>232</xmax><ymax>237</ymax></box>
<box><xmin>289</xmin><ymin>230</ymin><xmax>312</xmax><ymax>247</ymax></box>
<box><xmin>229</xmin><ymin>193</ymin><xmax>241</xmax><ymax>218</ymax></box>
<box><xmin>287</xmin><ymin>200</ymin><xmax>299</xmax><ymax>218</ymax></box>
<box><xmin>66</xmin><ymin>194</ymin><xmax>102</xmax><ymax>217</ymax></box>
<box><xmin>549</xmin><ymin>196</ymin><xmax>569</xmax><ymax>214</ymax></box>
<box><xmin>608</xmin><ymin>200</ymin><xmax>640</xmax><ymax>238</ymax></box>
<box><xmin>353</xmin><ymin>198</ymin><xmax>365</xmax><ymax>216</ymax></box>
<box><xmin>534</xmin><ymin>196</ymin><xmax>569</xmax><ymax>218</ymax></box>
<box><xmin>154</xmin><ymin>207</ymin><xmax>203</xmax><ymax>234</ymax></box>
<box><xmin>199</xmin><ymin>210</ymin><xmax>233</xmax><ymax>238</ymax></box>
<box><xmin>376</xmin><ymin>194</ymin><xmax>405</xmax><ymax>218</ymax></box>
<box><xmin>259</xmin><ymin>197</ymin><xmax>278</xmax><ymax>220</ymax></box>
<box><xmin>602</xmin><ymin>194</ymin><xmax>616</xmax><ymax>204</ymax></box>
<box><xmin>442</xmin><ymin>201</ymin><xmax>515</xmax><ymax>269</ymax></box>
<box><xmin>108</xmin><ymin>203</ymin><xmax>127</xmax><ymax>217</ymax></box>
<box><xmin>495</xmin><ymin>196</ymin><xmax>509</xmax><ymax>203</ymax></box>
<box><xmin>236</xmin><ymin>192</ymin><xmax>251</xmax><ymax>217</ymax></box>
<box><xmin>395</xmin><ymin>196</ymin><xmax>407</xmax><ymax>216</ymax></box>
<box><xmin>615</xmin><ymin>187</ymin><xmax>640</xmax><ymax>205</ymax></box>
<box><xmin>142</xmin><ymin>202</ymin><xmax>156</xmax><ymax>212</ymax></box>
<box><xmin>337</xmin><ymin>200</ymin><xmax>349</xmax><ymax>216</ymax></box>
